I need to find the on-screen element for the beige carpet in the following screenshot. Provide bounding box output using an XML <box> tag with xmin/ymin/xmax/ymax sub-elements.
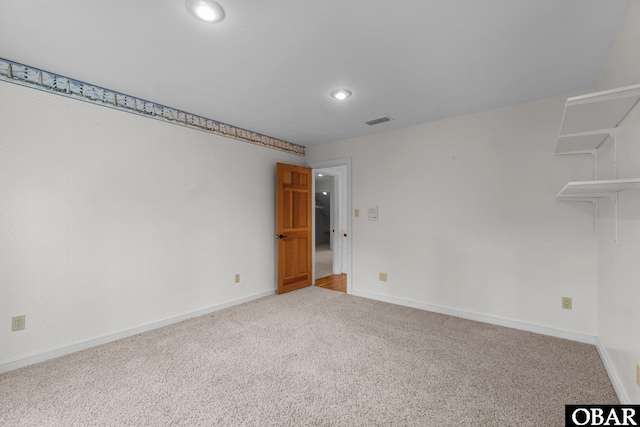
<box><xmin>0</xmin><ymin>287</ymin><xmax>617</xmax><ymax>426</ymax></box>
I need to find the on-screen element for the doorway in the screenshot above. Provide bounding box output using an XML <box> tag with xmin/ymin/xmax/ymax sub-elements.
<box><xmin>314</xmin><ymin>175</ymin><xmax>334</xmax><ymax>278</ymax></box>
<box><xmin>308</xmin><ymin>158</ymin><xmax>352</xmax><ymax>294</ymax></box>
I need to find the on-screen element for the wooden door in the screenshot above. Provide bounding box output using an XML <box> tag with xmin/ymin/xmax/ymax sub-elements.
<box><xmin>276</xmin><ymin>163</ymin><xmax>312</xmax><ymax>294</ymax></box>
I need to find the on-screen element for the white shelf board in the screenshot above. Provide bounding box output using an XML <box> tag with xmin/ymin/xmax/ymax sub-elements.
<box><xmin>556</xmin><ymin>178</ymin><xmax>640</xmax><ymax>201</ymax></box>
<box><xmin>555</xmin><ymin>83</ymin><xmax>640</xmax><ymax>153</ymax></box>
<box><xmin>555</xmin><ymin>130</ymin><xmax>612</xmax><ymax>154</ymax></box>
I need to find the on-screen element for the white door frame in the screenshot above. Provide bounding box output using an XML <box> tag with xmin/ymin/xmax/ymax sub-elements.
<box><xmin>307</xmin><ymin>158</ymin><xmax>352</xmax><ymax>294</ymax></box>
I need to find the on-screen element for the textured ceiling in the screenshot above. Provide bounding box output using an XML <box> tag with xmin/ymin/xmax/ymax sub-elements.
<box><xmin>0</xmin><ymin>0</ymin><xmax>631</xmax><ymax>147</ymax></box>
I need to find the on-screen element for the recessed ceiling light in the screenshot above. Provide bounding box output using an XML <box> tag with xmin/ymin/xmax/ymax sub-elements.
<box><xmin>330</xmin><ymin>89</ymin><xmax>352</xmax><ymax>101</ymax></box>
<box><xmin>322</xmin><ymin>192</ymin><xmax>328</xmax><ymax>195</ymax></box>
<box><xmin>186</xmin><ymin>0</ymin><xmax>225</xmax><ymax>23</ymax></box>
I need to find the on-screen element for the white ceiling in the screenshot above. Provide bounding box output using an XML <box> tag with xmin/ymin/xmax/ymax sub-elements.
<box><xmin>0</xmin><ymin>1</ymin><xmax>631</xmax><ymax>147</ymax></box>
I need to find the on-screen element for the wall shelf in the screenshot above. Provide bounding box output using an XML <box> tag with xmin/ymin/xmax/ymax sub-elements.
<box><xmin>555</xmin><ymin>83</ymin><xmax>640</xmax><ymax>154</ymax></box>
<box><xmin>555</xmin><ymin>84</ymin><xmax>640</xmax><ymax>244</ymax></box>
<box><xmin>556</xmin><ymin>178</ymin><xmax>640</xmax><ymax>203</ymax></box>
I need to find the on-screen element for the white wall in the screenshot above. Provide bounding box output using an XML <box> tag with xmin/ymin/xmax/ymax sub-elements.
<box><xmin>594</xmin><ymin>0</ymin><xmax>640</xmax><ymax>404</ymax></box>
<box><xmin>0</xmin><ymin>82</ymin><xmax>301</xmax><ymax>366</ymax></box>
<box><xmin>307</xmin><ymin>95</ymin><xmax>599</xmax><ymax>336</ymax></box>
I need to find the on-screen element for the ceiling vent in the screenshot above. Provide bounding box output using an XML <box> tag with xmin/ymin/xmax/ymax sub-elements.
<box><xmin>365</xmin><ymin>116</ymin><xmax>392</xmax><ymax>126</ymax></box>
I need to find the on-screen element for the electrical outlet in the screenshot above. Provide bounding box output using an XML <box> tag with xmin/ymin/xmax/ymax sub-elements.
<box><xmin>636</xmin><ymin>363</ymin><xmax>640</xmax><ymax>387</ymax></box>
<box><xmin>235</xmin><ymin>274</ymin><xmax>240</xmax><ymax>284</ymax></box>
<box><xmin>12</xmin><ymin>315</ymin><xmax>25</xmax><ymax>332</ymax></box>
<box><xmin>562</xmin><ymin>297</ymin><xmax>572</xmax><ymax>310</ymax></box>
<box><xmin>379</xmin><ymin>272</ymin><xmax>388</xmax><ymax>282</ymax></box>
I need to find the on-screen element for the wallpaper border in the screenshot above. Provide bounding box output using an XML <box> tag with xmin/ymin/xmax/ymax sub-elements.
<box><xmin>0</xmin><ymin>58</ymin><xmax>305</xmax><ymax>157</ymax></box>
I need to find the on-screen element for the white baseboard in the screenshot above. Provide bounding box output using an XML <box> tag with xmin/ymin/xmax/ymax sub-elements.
<box><xmin>0</xmin><ymin>289</ymin><xmax>275</xmax><ymax>375</ymax></box>
<box><xmin>352</xmin><ymin>290</ymin><xmax>633</xmax><ymax>403</ymax></box>
<box><xmin>595</xmin><ymin>338</ymin><xmax>630</xmax><ymax>404</ymax></box>
<box><xmin>7</xmin><ymin>287</ymin><xmax>624</xmax><ymax>403</ymax></box>
<box><xmin>350</xmin><ymin>289</ymin><xmax>597</xmax><ymax>344</ymax></box>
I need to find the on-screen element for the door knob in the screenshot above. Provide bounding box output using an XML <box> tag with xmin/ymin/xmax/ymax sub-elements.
<box><xmin>276</xmin><ymin>234</ymin><xmax>288</xmax><ymax>239</ymax></box>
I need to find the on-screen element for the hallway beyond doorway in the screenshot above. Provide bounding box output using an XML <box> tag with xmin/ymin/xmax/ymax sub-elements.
<box><xmin>315</xmin><ymin>242</ymin><xmax>333</xmax><ymax>279</ymax></box>
<box><xmin>315</xmin><ymin>274</ymin><xmax>347</xmax><ymax>293</ymax></box>
<box><xmin>315</xmin><ymin>242</ymin><xmax>346</xmax><ymax>292</ymax></box>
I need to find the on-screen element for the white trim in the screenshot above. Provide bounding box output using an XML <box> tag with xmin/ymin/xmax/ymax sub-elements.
<box><xmin>0</xmin><ymin>290</ymin><xmax>274</xmax><ymax>375</ymax></box>
<box><xmin>595</xmin><ymin>337</ymin><xmax>630</xmax><ymax>404</ymax></box>
<box><xmin>351</xmin><ymin>289</ymin><xmax>597</xmax><ymax>344</ymax></box>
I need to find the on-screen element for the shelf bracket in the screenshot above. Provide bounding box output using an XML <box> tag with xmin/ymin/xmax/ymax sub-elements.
<box><xmin>613</xmin><ymin>127</ymin><xmax>618</xmax><ymax>179</ymax></box>
<box><xmin>614</xmin><ymin>192</ymin><xmax>619</xmax><ymax>245</ymax></box>
<box><xmin>613</xmin><ymin>128</ymin><xmax>619</xmax><ymax>244</ymax></box>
